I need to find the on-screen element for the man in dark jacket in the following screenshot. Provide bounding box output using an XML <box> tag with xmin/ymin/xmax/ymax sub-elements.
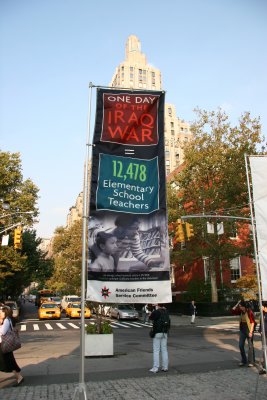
<box><xmin>149</xmin><ymin>304</ymin><xmax>170</xmax><ymax>373</ymax></box>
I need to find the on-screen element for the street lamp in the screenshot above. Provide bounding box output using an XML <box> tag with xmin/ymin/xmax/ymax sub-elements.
<box><xmin>0</xmin><ymin>199</ymin><xmax>10</xmax><ymax>211</ymax></box>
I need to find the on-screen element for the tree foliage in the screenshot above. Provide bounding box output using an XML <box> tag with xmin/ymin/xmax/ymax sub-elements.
<box><xmin>168</xmin><ymin>109</ymin><xmax>265</xmax><ymax>302</ymax></box>
<box><xmin>47</xmin><ymin>219</ymin><xmax>83</xmax><ymax>294</ymax></box>
<box><xmin>0</xmin><ymin>151</ymin><xmax>39</xmax><ymax>225</ymax></box>
<box><xmin>0</xmin><ymin>150</ymin><xmax>51</xmax><ymax>298</ymax></box>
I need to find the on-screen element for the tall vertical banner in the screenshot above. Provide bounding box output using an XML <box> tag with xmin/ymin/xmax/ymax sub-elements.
<box><xmin>249</xmin><ymin>156</ymin><xmax>267</xmax><ymax>299</ymax></box>
<box><xmin>87</xmin><ymin>88</ymin><xmax>172</xmax><ymax>304</ymax></box>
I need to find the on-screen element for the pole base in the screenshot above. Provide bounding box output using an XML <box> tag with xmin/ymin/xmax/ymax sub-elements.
<box><xmin>72</xmin><ymin>383</ymin><xmax>88</xmax><ymax>400</ymax></box>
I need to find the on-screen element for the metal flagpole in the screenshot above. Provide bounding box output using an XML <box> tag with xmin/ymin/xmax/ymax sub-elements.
<box><xmin>72</xmin><ymin>82</ymin><xmax>94</xmax><ymax>400</ymax></box>
<box><xmin>245</xmin><ymin>154</ymin><xmax>267</xmax><ymax>371</ymax></box>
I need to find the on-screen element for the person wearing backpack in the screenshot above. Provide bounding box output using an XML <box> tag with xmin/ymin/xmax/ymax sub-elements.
<box><xmin>149</xmin><ymin>304</ymin><xmax>170</xmax><ymax>373</ymax></box>
<box><xmin>231</xmin><ymin>300</ymin><xmax>256</xmax><ymax>367</ymax></box>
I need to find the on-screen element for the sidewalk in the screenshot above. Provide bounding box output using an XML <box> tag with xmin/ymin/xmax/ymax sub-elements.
<box><xmin>1</xmin><ymin>314</ymin><xmax>266</xmax><ymax>399</ymax></box>
<box><xmin>1</xmin><ymin>366</ymin><xmax>266</xmax><ymax>399</ymax></box>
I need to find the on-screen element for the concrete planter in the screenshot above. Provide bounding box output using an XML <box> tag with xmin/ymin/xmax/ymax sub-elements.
<box><xmin>85</xmin><ymin>333</ymin><xmax>114</xmax><ymax>357</ymax></box>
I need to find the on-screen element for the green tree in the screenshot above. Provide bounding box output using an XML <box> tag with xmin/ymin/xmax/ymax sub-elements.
<box><xmin>0</xmin><ymin>150</ymin><xmax>40</xmax><ymax>298</ymax></box>
<box><xmin>0</xmin><ymin>151</ymin><xmax>39</xmax><ymax>224</ymax></box>
<box><xmin>47</xmin><ymin>220</ymin><xmax>83</xmax><ymax>294</ymax></box>
<box><xmin>168</xmin><ymin>109</ymin><xmax>265</xmax><ymax>303</ymax></box>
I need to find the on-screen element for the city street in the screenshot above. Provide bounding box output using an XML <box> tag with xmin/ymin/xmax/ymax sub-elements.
<box><xmin>1</xmin><ymin>301</ymin><xmax>265</xmax><ymax>385</ymax></box>
<box><xmin>1</xmin><ymin>301</ymin><xmax>267</xmax><ymax>399</ymax></box>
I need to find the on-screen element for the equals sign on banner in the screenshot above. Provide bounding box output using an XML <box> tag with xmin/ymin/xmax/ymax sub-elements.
<box><xmin>124</xmin><ymin>149</ymin><xmax>135</xmax><ymax>156</ymax></box>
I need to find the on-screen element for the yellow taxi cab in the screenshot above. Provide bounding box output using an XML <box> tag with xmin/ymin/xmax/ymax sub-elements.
<box><xmin>65</xmin><ymin>302</ymin><xmax>91</xmax><ymax>319</ymax></box>
<box><xmin>38</xmin><ymin>301</ymin><xmax>61</xmax><ymax>320</ymax></box>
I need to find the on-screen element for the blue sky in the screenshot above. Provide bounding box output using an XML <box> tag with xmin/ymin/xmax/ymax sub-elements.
<box><xmin>1</xmin><ymin>0</ymin><xmax>266</xmax><ymax>238</ymax></box>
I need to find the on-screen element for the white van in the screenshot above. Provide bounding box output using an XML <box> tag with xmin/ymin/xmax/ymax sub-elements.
<box><xmin>61</xmin><ymin>295</ymin><xmax>81</xmax><ymax>310</ymax></box>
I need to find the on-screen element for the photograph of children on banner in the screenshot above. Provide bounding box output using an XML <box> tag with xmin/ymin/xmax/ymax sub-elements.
<box><xmin>88</xmin><ymin>211</ymin><xmax>169</xmax><ymax>273</ymax></box>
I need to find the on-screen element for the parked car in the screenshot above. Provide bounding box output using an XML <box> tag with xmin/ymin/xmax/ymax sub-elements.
<box><xmin>4</xmin><ymin>300</ymin><xmax>20</xmax><ymax>321</ymax></box>
<box><xmin>65</xmin><ymin>302</ymin><xmax>91</xmax><ymax>319</ymax></box>
<box><xmin>61</xmin><ymin>295</ymin><xmax>81</xmax><ymax>311</ymax></box>
<box><xmin>38</xmin><ymin>301</ymin><xmax>61</xmax><ymax>320</ymax></box>
<box><xmin>109</xmin><ymin>304</ymin><xmax>139</xmax><ymax>320</ymax></box>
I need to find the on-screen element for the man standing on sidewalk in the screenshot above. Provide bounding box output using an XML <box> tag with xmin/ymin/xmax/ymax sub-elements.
<box><xmin>143</xmin><ymin>304</ymin><xmax>150</xmax><ymax>324</ymax></box>
<box><xmin>149</xmin><ymin>304</ymin><xmax>170</xmax><ymax>373</ymax></box>
<box><xmin>190</xmin><ymin>300</ymin><xmax>197</xmax><ymax>324</ymax></box>
<box><xmin>231</xmin><ymin>300</ymin><xmax>255</xmax><ymax>367</ymax></box>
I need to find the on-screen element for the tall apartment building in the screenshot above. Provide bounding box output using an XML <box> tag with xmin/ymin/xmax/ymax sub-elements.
<box><xmin>66</xmin><ymin>35</ymin><xmax>192</xmax><ymax>229</ymax></box>
<box><xmin>66</xmin><ymin>191</ymin><xmax>83</xmax><ymax>229</ymax></box>
<box><xmin>110</xmin><ymin>35</ymin><xmax>192</xmax><ymax>175</ymax></box>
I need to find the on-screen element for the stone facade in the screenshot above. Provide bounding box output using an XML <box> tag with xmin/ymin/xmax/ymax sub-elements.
<box><xmin>110</xmin><ymin>35</ymin><xmax>192</xmax><ymax>175</ymax></box>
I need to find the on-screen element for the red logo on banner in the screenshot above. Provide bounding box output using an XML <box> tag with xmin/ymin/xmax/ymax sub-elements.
<box><xmin>101</xmin><ymin>286</ymin><xmax>111</xmax><ymax>299</ymax></box>
<box><xmin>101</xmin><ymin>93</ymin><xmax>159</xmax><ymax>145</ymax></box>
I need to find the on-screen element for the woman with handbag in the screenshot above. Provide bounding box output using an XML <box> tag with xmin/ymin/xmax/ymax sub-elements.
<box><xmin>0</xmin><ymin>306</ymin><xmax>24</xmax><ymax>385</ymax></box>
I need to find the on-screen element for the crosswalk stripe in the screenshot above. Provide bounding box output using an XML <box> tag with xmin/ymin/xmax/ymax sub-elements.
<box><xmin>56</xmin><ymin>323</ymin><xmax>67</xmax><ymax>329</ymax></box>
<box><xmin>33</xmin><ymin>324</ymin><xmax>40</xmax><ymax>330</ymax></box>
<box><xmin>111</xmin><ymin>322</ymin><xmax>131</xmax><ymax>328</ymax></box>
<box><xmin>67</xmin><ymin>323</ymin><xmax>80</xmax><ymax>329</ymax></box>
<box><xmin>20</xmin><ymin>324</ymin><xmax>27</xmax><ymax>331</ymax></box>
<box><xmin>122</xmin><ymin>322</ymin><xmax>143</xmax><ymax>328</ymax></box>
<box><xmin>45</xmin><ymin>323</ymin><xmax>53</xmax><ymax>330</ymax></box>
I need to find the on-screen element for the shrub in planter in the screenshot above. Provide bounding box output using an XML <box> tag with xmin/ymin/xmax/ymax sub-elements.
<box><xmin>85</xmin><ymin>302</ymin><xmax>113</xmax><ymax>334</ymax></box>
<box><xmin>85</xmin><ymin>320</ymin><xmax>113</xmax><ymax>334</ymax></box>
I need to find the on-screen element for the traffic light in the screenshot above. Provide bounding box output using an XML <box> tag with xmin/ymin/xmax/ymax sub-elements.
<box><xmin>175</xmin><ymin>220</ymin><xmax>185</xmax><ymax>242</ymax></box>
<box><xmin>14</xmin><ymin>226</ymin><xmax>22</xmax><ymax>249</ymax></box>
<box><xmin>185</xmin><ymin>222</ymin><xmax>194</xmax><ymax>240</ymax></box>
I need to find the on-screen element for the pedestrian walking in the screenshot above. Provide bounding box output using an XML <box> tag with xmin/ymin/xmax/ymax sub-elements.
<box><xmin>0</xmin><ymin>306</ymin><xmax>24</xmax><ymax>385</ymax></box>
<box><xmin>190</xmin><ymin>300</ymin><xmax>197</xmax><ymax>324</ymax></box>
<box><xmin>149</xmin><ymin>304</ymin><xmax>170</xmax><ymax>373</ymax></box>
<box><xmin>143</xmin><ymin>304</ymin><xmax>150</xmax><ymax>324</ymax></box>
<box><xmin>231</xmin><ymin>300</ymin><xmax>256</xmax><ymax>367</ymax></box>
<box><xmin>259</xmin><ymin>300</ymin><xmax>267</xmax><ymax>375</ymax></box>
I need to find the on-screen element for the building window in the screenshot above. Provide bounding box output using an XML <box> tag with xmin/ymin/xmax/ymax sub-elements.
<box><xmin>168</xmin><ymin>108</ymin><xmax>172</xmax><ymax>116</ymax></box>
<box><xmin>130</xmin><ymin>67</ymin><xmax>133</xmax><ymax>71</ymax></box>
<box><xmin>171</xmin><ymin>130</ymin><xmax>175</xmax><ymax>136</ymax></box>
<box><xmin>165</xmin><ymin>150</ymin><xmax>170</xmax><ymax>157</ymax></box>
<box><xmin>170</xmin><ymin>122</ymin><xmax>174</xmax><ymax>128</ymax></box>
<box><xmin>166</xmin><ymin>160</ymin><xmax>170</xmax><ymax>166</ymax></box>
<box><xmin>230</xmin><ymin>257</ymin><xmax>241</xmax><ymax>282</ymax></box>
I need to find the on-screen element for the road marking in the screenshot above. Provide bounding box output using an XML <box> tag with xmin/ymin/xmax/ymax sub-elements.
<box><xmin>45</xmin><ymin>323</ymin><xmax>53</xmax><ymax>330</ymax></box>
<box><xmin>122</xmin><ymin>322</ymin><xmax>143</xmax><ymax>328</ymax></box>
<box><xmin>20</xmin><ymin>324</ymin><xmax>27</xmax><ymax>331</ymax></box>
<box><xmin>67</xmin><ymin>323</ymin><xmax>80</xmax><ymax>329</ymax></box>
<box><xmin>111</xmin><ymin>322</ymin><xmax>131</xmax><ymax>328</ymax></box>
<box><xmin>33</xmin><ymin>324</ymin><xmax>40</xmax><ymax>330</ymax></box>
<box><xmin>56</xmin><ymin>323</ymin><xmax>67</xmax><ymax>329</ymax></box>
